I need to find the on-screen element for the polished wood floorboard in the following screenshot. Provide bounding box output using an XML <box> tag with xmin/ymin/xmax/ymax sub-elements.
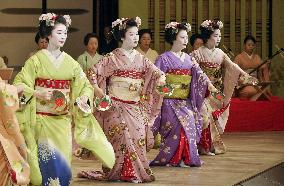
<box><xmin>71</xmin><ymin>132</ymin><xmax>284</xmax><ymax>186</ymax></box>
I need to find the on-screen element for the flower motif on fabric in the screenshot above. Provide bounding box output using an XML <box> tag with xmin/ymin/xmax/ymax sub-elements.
<box><xmin>163</xmin><ymin>121</ymin><xmax>172</xmax><ymax>131</ymax></box>
<box><xmin>137</xmin><ymin>138</ymin><xmax>146</xmax><ymax>147</ymax></box>
<box><xmin>145</xmin><ymin>168</ymin><xmax>154</xmax><ymax>176</ymax></box>
<box><xmin>108</xmin><ymin>125</ymin><xmax>120</xmax><ymax>139</ymax></box>
<box><xmin>38</xmin><ymin>142</ymin><xmax>56</xmax><ymax>163</ymax></box>
<box><xmin>46</xmin><ymin>177</ymin><xmax>60</xmax><ymax>186</ymax></box>
<box><xmin>178</xmin><ymin>116</ymin><xmax>188</xmax><ymax>126</ymax></box>
<box><xmin>129</xmin><ymin>152</ymin><xmax>137</xmax><ymax>161</ymax></box>
<box><xmin>163</xmin><ymin>146</ymin><xmax>171</xmax><ymax>154</ymax></box>
<box><xmin>2</xmin><ymin>92</ymin><xmax>17</xmax><ymax>107</ymax></box>
<box><xmin>11</xmin><ymin>160</ymin><xmax>24</xmax><ymax>175</ymax></box>
<box><xmin>6</xmin><ymin>120</ymin><xmax>14</xmax><ymax>129</ymax></box>
<box><xmin>173</xmin><ymin>135</ymin><xmax>178</xmax><ymax>140</ymax></box>
<box><xmin>187</xmin><ymin>110</ymin><xmax>194</xmax><ymax>118</ymax></box>
<box><xmin>120</xmin><ymin>144</ymin><xmax>126</xmax><ymax>154</ymax></box>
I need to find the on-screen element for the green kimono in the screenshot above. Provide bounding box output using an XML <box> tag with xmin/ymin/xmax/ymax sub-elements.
<box><xmin>14</xmin><ymin>49</ymin><xmax>114</xmax><ymax>185</ymax></box>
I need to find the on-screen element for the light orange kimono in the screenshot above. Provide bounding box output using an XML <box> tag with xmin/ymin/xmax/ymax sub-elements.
<box><xmin>234</xmin><ymin>51</ymin><xmax>269</xmax><ymax>99</ymax></box>
<box><xmin>0</xmin><ymin>79</ymin><xmax>30</xmax><ymax>185</ymax></box>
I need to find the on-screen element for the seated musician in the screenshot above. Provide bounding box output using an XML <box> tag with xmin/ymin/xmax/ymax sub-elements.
<box><xmin>234</xmin><ymin>35</ymin><xmax>271</xmax><ymax>100</ymax></box>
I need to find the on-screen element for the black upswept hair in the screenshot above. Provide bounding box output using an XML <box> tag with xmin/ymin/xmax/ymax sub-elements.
<box><xmin>200</xmin><ymin>18</ymin><xmax>222</xmax><ymax>44</ymax></box>
<box><xmin>39</xmin><ymin>15</ymin><xmax>67</xmax><ymax>37</ymax></box>
<box><xmin>165</xmin><ymin>22</ymin><xmax>188</xmax><ymax>45</ymax></box>
<box><xmin>112</xmin><ymin>18</ymin><xmax>138</xmax><ymax>42</ymax></box>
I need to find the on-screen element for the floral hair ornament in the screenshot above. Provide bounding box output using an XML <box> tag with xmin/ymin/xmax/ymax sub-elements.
<box><xmin>201</xmin><ymin>20</ymin><xmax>223</xmax><ymax>31</ymax></box>
<box><xmin>39</xmin><ymin>13</ymin><xmax>72</xmax><ymax>27</ymax></box>
<box><xmin>165</xmin><ymin>22</ymin><xmax>191</xmax><ymax>33</ymax></box>
<box><xmin>112</xmin><ymin>16</ymin><xmax>142</xmax><ymax>30</ymax></box>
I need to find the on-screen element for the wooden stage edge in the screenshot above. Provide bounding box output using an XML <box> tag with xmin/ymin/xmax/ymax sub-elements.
<box><xmin>71</xmin><ymin>131</ymin><xmax>284</xmax><ymax>186</ymax></box>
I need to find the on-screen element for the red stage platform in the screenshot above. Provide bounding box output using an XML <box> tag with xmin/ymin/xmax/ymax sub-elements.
<box><xmin>225</xmin><ymin>97</ymin><xmax>284</xmax><ymax>132</ymax></box>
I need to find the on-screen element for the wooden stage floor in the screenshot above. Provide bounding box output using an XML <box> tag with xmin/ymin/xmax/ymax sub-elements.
<box><xmin>71</xmin><ymin>132</ymin><xmax>284</xmax><ymax>186</ymax></box>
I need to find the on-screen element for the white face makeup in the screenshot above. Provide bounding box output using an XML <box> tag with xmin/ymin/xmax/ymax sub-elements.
<box><xmin>209</xmin><ymin>29</ymin><xmax>221</xmax><ymax>47</ymax></box>
<box><xmin>172</xmin><ymin>30</ymin><xmax>188</xmax><ymax>51</ymax></box>
<box><xmin>48</xmin><ymin>23</ymin><xmax>68</xmax><ymax>48</ymax></box>
<box><xmin>121</xmin><ymin>26</ymin><xmax>139</xmax><ymax>49</ymax></box>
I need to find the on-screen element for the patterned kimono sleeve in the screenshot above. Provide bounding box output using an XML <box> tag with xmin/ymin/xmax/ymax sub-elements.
<box><xmin>150</xmin><ymin>55</ymin><xmax>168</xmax><ymax>136</ymax></box>
<box><xmin>72</xmin><ymin>59</ymin><xmax>115</xmax><ymax>169</ymax></box>
<box><xmin>71</xmin><ymin>61</ymin><xmax>93</xmax><ymax>100</ymax></box>
<box><xmin>13</xmin><ymin>56</ymin><xmax>42</xmax><ymax>185</ymax></box>
<box><xmin>13</xmin><ymin>57</ymin><xmax>37</xmax><ymax>103</ymax></box>
<box><xmin>0</xmin><ymin>82</ymin><xmax>27</xmax><ymax>152</ymax></box>
<box><xmin>87</xmin><ymin>54</ymin><xmax>116</xmax><ymax>92</ymax></box>
<box><xmin>190</xmin><ymin>61</ymin><xmax>209</xmax><ymax>112</ymax></box>
<box><xmin>223</xmin><ymin>53</ymin><xmax>248</xmax><ymax>76</ymax></box>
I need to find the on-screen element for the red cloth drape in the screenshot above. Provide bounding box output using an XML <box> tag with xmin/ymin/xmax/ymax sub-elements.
<box><xmin>225</xmin><ymin>97</ymin><xmax>284</xmax><ymax>132</ymax></box>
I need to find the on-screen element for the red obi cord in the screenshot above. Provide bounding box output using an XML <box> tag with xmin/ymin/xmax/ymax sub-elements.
<box><xmin>199</xmin><ymin>127</ymin><xmax>212</xmax><ymax>152</ymax></box>
<box><xmin>199</xmin><ymin>61</ymin><xmax>220</xmax><ymax>68</ymax></box>
<box><xmin>167</xmin><ymin>69</ymin><xmax>191</xmax><ymax>75</ymax></box>
<box><xmin>111</xmin><ymin>97</ymin><xmax>137</xmax><ymax>104</ymax></box>
<box><xmin>113</xmin><ymin>70</ymin><xmax>143</xmax><ymax>79</ymax></box>
<box><xmin>35</xmin><ymin>78</ymin><xmax>71</xmax><ymax>89</ymax></box>
<box><xmin>120</xmin><ymin>152</ymin><xmax>136</xmax><ymax>181</ymax></box>
<box><xmin>169</xmin><ymin>128</ymin><xmax>190</xmax><ymax>166</ymax></box>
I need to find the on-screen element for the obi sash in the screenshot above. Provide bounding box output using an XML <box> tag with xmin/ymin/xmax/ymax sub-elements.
<box><xmin>164</xmin><ymin>69</ymin><xmax>192</xmax><ymax>99</ymax></box>
<box><xmin>199</xmin><ymin>61</ymin><xmax>223</xmax><ymax>91</ymax></box>
<box><xmin>108</xmin><ymin>70</ymin><xmax>144</xmax><ymax>103</ymax></box>
<box><xmin>35</xmin><ymin>78</ymin><xmax>71</xmax><ymax>116</ymax></box>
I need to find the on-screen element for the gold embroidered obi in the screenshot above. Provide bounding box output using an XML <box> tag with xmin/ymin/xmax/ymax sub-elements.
<box><xmin>108</xmin><ymin>70</ymin><xmax>144</xmax><ymax>102</ymax></box>
<box><xmin>164</xmin><ymin>69</ymin><xmax>191</xmax><ymax>99</ymax></box>
<box><xmin>199</xmin><ymin>61</ymin><xmax>223</xmax><ymax>91</ymax></box>
<box><xmin>35</xmin><ymin>78</ymin><xmax>71</xmax><ymax>115</ymax></box>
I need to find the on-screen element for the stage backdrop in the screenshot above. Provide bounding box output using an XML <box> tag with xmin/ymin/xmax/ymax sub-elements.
<box><xmin>0</xmin><ymin>0</ymin><xmax>93</xmax><ymax>79</ymax></box>
<box><xmin>118</xmin><ymin>0</ymin><xmax>284</xmax><ymax>98</ymax></box>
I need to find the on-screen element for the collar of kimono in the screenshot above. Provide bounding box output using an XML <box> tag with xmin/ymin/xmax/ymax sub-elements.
<box><xmin>119</xmin><ymin>48</ymin><xmax>137</xmax><ymax>62</ymax></box>
<box><xmin>170</xmin><ymin>51</ymin><xmax>186</xmax><ymax>62</ymax></box>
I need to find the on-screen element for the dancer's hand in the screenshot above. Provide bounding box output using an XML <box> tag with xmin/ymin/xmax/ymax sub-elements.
<box><xmin>34</xmin><ymin>89</ymin><xmax>53</xmax><ymax>100</ymax></box>
<box><xmin>208</xmin><ymin>83</ymin><xmax>218</xmax><ymax>93</ymax></box>
<box><xmin>78</xmin><ymin>95</ymin><xmax>89</xmax><ymax>105</ymax></box>
<box><xmin>156</xmin><ymin>74</ymin><xmax>166</xmax><ymax>86</ymax></box>
<box><xmin>94</xmin><ymin>85</ymin><xmax>104</xmax><ymax>99</ymax></box>
<box><xmin>16</xmin><ymin>84</ymin><xmax>25</xmax><ymax>95</ymax></box>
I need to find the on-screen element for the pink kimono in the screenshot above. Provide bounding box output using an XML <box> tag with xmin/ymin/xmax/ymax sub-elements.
<box><xmin>78</xmin><ymin>48</ymin><xmax>164</xmax><ymax>183</ymax></box>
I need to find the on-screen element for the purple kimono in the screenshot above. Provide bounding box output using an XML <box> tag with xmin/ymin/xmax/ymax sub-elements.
<box><xmin>150</xmin><ymin>52</ymin><xmax>208</xmax><ymax>167</ymax></box>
